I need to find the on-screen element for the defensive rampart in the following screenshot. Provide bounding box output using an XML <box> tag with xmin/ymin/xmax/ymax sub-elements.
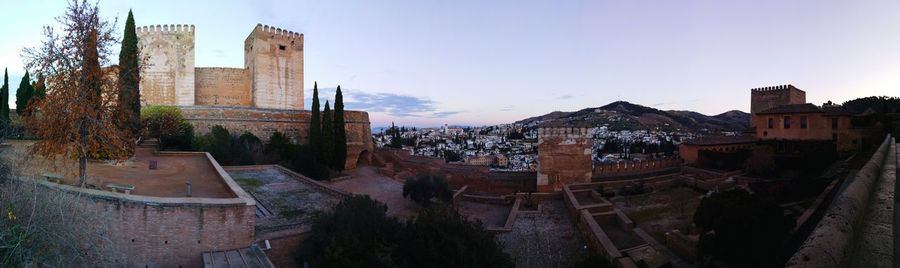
<box><xmin>786</xmin><ymin>135</ymin><xmax>896</xmax><ymax>267</ymax></box>
<box><xmin>179</xmin><ymin>106</ymin><xmax>373</xmax><ymax>170</ymax></box>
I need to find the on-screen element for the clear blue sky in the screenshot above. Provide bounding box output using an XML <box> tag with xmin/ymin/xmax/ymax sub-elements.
<box><xmin>1</xmin><ymin>0</ymin><xmax>898</xmax><ymax>127</ymax></box>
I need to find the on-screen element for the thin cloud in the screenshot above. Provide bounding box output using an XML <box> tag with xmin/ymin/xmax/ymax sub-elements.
<box><xmin>307</xmin><ymin>87</ymin><xmax>457</xmax><ymax>118</ymax></box>
<box><xmin>558</xmin><ymin>95</ymin><xmax>574</xmax><ymax>100</ymax></box>
<box><xmin>498</xmin><ymin>106</ymin><xmax>515</xmax><ymax>112</ymax></box>
<box><xmin>430</xmin><ymin>111</ymin><xmax>463</xmax><ymax>118</ymax></box>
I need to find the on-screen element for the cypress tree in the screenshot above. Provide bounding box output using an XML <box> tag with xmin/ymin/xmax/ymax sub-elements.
<box><xmin>1</xmin><ymin>69</ymin><xmax>9</xmax><ymax>122</ymax></box>
<box><xmin>15</xmin><ymin>70</ymin><xmax>33</xmax><ymax>116</ymax></box>
<box><xmin>321</xmin><ymin>101</ymin><xmax>334</xmax><ymax>170</ymax></box>
<box><xmin>32</xmin><ymin>73</ymin><xmax>45</xmax><ymax>99</ymax></box>
<box><xmin>309</xmin><ymin>82</ymin><xmax>321</xmax><ymax>153</ymax></box>
<box><xmin>118</xmin><ymin>10</ymin><xmax>141</xmax><ymax>136</ymax></box>
<box><xmin>333</xmin><ymin>85</ymin><xmax>347</xmax><ymax>172</ymax></box>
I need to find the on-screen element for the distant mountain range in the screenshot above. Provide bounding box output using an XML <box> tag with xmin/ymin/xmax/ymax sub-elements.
<box><xmin>515</xmin><ymin>101</ymin><xmax>749</xmax><ymax>132</ymax></box>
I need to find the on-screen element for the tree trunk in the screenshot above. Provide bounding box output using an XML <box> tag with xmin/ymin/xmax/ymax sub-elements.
<box><xmin>78</xmin><ymin>121</ymin><xmax>88</xmax><ymax>187</ymax></box>
<box><xmin>79</xmin><ymin>155</ymin><xmax>86</xmax><ymax>187</ymax></box>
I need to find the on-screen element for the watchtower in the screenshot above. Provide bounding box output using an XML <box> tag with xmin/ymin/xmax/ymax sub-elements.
<box><xmin>244</xmin><ymin>24</ymin><xmax>304</xmax><ymax>110</ymax></box>
<box><xmin>537</xmin><ymin>127</ymin><xmax>593</xmax><ymax>192</ymax></box>
<box><xmin>137</xmin><ymin>24</ymin><xmax>196</xmax><ymax>106</ymax></box>
<box><xmin>750</xmin><ymin>84</ymin><xmax>806</xmax><ymax>127</ymax></box>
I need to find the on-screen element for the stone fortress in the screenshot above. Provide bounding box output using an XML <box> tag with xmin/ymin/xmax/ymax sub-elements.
<box><xmin>136</xmin><ymin>23</ymin><xmax>373</xmax><ymax>169</ymax></box>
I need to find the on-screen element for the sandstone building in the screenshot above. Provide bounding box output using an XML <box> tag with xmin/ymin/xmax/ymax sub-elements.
<box><xmin>137</xmin><ymin>24</ymin><xmax>372</xmax><ymax>169</ymax></box>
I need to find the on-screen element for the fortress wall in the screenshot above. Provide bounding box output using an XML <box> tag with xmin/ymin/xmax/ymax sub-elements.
<box><xmin>14</xmin><ymin>179</ymin><xmax>255</xmax><ymax>268</ymax></box>
<box><xmin>137</xmin><ymin>24</ymin><xmax>196</xmax><ymax>106</ymax></box>
<box><xmin>194</xmin><ymin>68</ymin><xmax>251</xmax><ymax>106</ymax></box>
<box><xmin>179</xmin><ymin>106</ymin><xmax>373</xmax><ymax>168</ymax></box>
<box><xmin>786</xmin><ymin>135</ymin><xmax>895</xmax><ymax>267</ymax></box>
<box><xmin>245</xmin><ymin>24</ymin><xmax>304</xmax><ymax>110</ymax></box>
<box><xmin>593</xmin><ymin>158</ymin><xmax>681</xmax><ymax>179</ymax></box>
<box><xmin>373</xmin><ymin>149</ymin><xmax>536</xmax><ymax>194</ymax></box>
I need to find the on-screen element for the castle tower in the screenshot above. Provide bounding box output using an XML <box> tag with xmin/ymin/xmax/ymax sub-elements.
<box><xmin>244</xmin><ymin>24</ymin><xmax>304</xmax><ymax>110</ymax></box>
<box><xmin>137</xmin><ymin>24</ymin><xmax>196</xmax><ymax>106</ymax></box>
<box><xmin>750</xmin><ymin>84</ymin><xmax>806</xmax><ymax>127</ymax></box>
<box><xmin>536</xmin><ymin>127</ymin><xmax>593</xmax><ymax>192</ymax></box>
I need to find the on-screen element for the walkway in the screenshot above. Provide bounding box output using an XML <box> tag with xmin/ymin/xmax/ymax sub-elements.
<box><xmin>326</xmin><ymin>166</ymin><xmax>419</xmax><ymax>219</ymax></box>
<box><xmin>895</xmin><ymin>141</ymin><xmax>900</xmax><ymax>268</ymax></box>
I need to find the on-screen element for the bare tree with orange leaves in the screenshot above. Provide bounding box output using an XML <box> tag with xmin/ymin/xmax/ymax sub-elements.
<box><xmin>22</xmin><ymin>0</ymin><xmax>131</xmax><ymax>187</ymax></box>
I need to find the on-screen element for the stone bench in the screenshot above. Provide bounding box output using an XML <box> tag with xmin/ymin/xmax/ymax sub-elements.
<box><xmin>42</xmin><ymin>173</ymin><xmax>63</xmax><ymax>183</ymax></box>
<box><xmin>106</xmin><ymin>183</ymin><xmax>135</xmax><ymax>194</ymax></box>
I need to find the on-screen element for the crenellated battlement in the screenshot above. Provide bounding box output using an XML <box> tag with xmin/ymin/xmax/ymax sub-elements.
<box><xmin>537</xmin><ymin>127</ymin><xmax>592</xmax><ymax>138</ymax></box>
<box><xmin>136</xmin><ymin>24</ymin><xmax>195</xmax><ymax>35</ymax></box>
<box><xmin>750</xmin><ymin>84</ymin><xmax>802</xmax><ymax>93</ymax></box>
<box><xmin>252</xmin><ymin>23</ymin><xmax>302</xmax><ymax>40</ymax></box>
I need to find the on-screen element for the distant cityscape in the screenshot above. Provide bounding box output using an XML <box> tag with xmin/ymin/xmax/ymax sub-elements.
<box><xmin>374</xmin><ymin>122</ymin><xmax>706</xmax><ymax>171</ymax></box>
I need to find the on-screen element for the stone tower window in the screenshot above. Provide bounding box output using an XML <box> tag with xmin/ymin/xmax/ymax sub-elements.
<box><xmin>279</xmin><ymin>45</ymin><xmax>286</xmax><ymax>50</ymax></box>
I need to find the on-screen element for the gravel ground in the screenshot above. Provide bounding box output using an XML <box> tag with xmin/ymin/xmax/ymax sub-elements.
<box><xmin>455</xmin><ymin>201</ymin><xmax>511</xmax><ymax>228</ymax></box>
<box><xmin>227</xmin><ymin>167</ymin><xmax>343</xmax><ymax>230</ymax></box>
<box><xmin>496</xmin><ymin>200</ymin><xmax>591</xmax><ymax>268</ymax></box>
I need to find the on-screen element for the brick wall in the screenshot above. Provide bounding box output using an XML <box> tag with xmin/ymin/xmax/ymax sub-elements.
<box><xmin>24</xmin><ymin>181</ymin><xmax>255</xmax><ymax>268</ymax></box>
<box><xmin>194</xmin><ymin>68</ymin><xmax>251</xmax><ymax>106</ymax></box>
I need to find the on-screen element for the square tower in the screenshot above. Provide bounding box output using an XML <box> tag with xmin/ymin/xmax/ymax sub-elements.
<box><xmin>137</xmin><ymin>24</ymin><xmax>196</xmax><ymax>106</ymax></box>
<box><xmin>537</xmin><ymin>127</ymin><xmax>593</xmax><ymax>192</ymax></box>
<box><xmin>244</xmin><ymin>24</ymin><xmax>304</xmax><ymax>110</ymax></box>
<box><xmin>750</xmin><ymin>84</ymin><xmax>806</xmax><ymax>127</ymax></box>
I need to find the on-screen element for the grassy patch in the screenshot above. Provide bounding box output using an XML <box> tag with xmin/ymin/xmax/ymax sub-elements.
<box><xmin>235</xmin><ymin>177</ymin><xmax>264</xmax><ymax>190</ymax></box>
<box><xmin>279</xmin><ymin>209</ymin><xmax>305</xmax><ymax>219</ymax></box>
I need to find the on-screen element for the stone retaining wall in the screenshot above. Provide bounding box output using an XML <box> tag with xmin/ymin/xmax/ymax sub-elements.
<box><xmin>10</xmin><ymin>177</ymin><xmax>256</xmax><ymax>268</ymax></box>
<box><xmin>785</xmin><ymin>135</ymin><xmax>895</xmax><ymax>267</ymax></box>
<box><xmin>179</xmin><ymin>106</ymin><xmax>374</xmax><ymax>170</ymax></box>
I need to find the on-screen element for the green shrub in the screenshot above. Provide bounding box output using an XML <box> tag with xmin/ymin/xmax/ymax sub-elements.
<box><xmin>141</xmin><ymin>106</ymin><xmax>193</xmax><ymax>150</ymax></box>
<box><xmin>297</xmin><ymin>197</ymin><xmax>513</xmax><ymax>268</ymax></box>
<box><xmin>402</xmin><ymin>175</ymin><xmax>452</xmax><ymax>206</ymax></box>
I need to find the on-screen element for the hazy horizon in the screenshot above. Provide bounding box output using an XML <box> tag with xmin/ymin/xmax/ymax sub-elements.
<box><xmin>1</xmin><ymin>0</ymin><xmax>899</xmax><ymax>127</ymax></box>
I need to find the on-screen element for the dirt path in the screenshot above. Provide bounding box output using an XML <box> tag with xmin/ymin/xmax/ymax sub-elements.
<box><xmin>326</xmin><ymin>166</ymin><xmax>419</xmax><ymax>219</ymax></box>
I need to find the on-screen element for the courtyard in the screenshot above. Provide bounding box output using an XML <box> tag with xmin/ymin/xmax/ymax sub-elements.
<box><xmin>326</xmin><ymin>166</ymin><xmax>420</xmax><ymax>219</ymax></box>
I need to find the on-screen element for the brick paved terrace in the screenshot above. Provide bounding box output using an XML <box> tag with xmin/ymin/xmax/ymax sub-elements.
<box><xmin>7</xmin><ymin>141</ymin><xmax>236</xmax><ymax>198</ymax></box>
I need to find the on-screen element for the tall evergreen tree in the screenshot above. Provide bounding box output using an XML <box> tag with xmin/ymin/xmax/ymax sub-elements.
<box><xmin>15</xmin><ymin>70</ymin><xmax>33</xmax><ymax>116</ymax></box>
<box><xmin>31</xmin><ymin>73</ymin><xmax>45</xmax><ymax>99</ymax></box>
<box><xmin>309</xmin><ymin>82</ymin><xmax>321</xmax><ymax>153</ymax></box>
<box><xmin>321</xmin><ymin>101</ymin><xmax>334</xmax><ymax>169</ymax></box>
<box><xmin>1</xmin><ymin>68</ymin><xmax>9</xmax><ymax>122</ymax></box>
<box><xmin>118</xmin><ymin>9</ymin><xmax>141</xmax><ymax>136</ymax></box>
<box><xmin>333</xmin><ymin>85</ymin><xmax>347</xmax><ymax>172</ymax></box>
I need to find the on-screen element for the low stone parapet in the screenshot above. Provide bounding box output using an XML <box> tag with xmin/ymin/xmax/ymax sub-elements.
<box><xmin>786</xmin><ymin>135</ymin><xmax>895</xmax><ymax>267</ymax></box>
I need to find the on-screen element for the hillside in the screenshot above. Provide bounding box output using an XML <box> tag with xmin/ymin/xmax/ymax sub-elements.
<box><xmin>515</xmin><ymin>101</ymin><xmax>749</xmax><ymax>132</ymax></box>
